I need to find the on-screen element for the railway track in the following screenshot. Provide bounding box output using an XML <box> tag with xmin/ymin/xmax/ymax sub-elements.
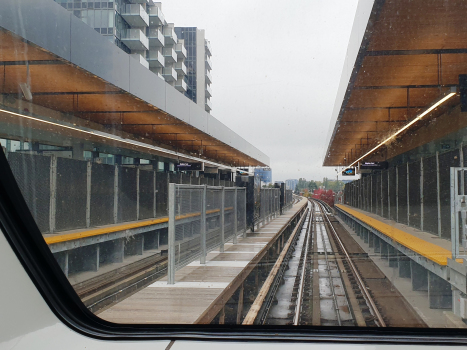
<box><xmin>254</xmin><ymin>199</ymin><xmax>387</xmax><ymax>327</ymax></box>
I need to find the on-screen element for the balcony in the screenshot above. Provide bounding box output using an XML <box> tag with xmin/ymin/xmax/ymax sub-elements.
<box><xmin>163</xmin><ymin>67</ymin><xmax>177</xmax><ymax>82</ymax></box>
<box><xmin>147</xmin><ymin>50</ymin><xmax>165</xmax><ymax>68</ymax></box>
<box><xmin>147</xmin><ymin>28</ymin><xmax>164</xmax><ymax>47</ymax></box>
<box><xmin>148</xmin><ymin>5</ymin><xmax>165</xmax><ymax>26</ymax></box>
<box><xmin>162</xmin><ymin>47</ymin><xmax>177</xmax><ymax>64</ymax></box>
<box><xmin>121</xmin><ymin>4</ymin><xmax>149</xmax><ymax>27</ymax></box>
<box><xmin>205</xmin><ymin>84</ymin><xmax>212</xmax><ymax>98</ymax></box>
<box><xmin>175</xmin><ymin>79</ymin><xmax>187</xmax><ymax>92</ymax></box>
<box><xmin>205</xmin><ymin>40</ymin><xmax>212</xmax><ymax>56</ymax></box>
<box><xmin>175</xmin><ymin>42</ymin><xmax>187</xmax><ymax>59</ymax></box>
<box><xmin>205</xmin><ymin>70</ymin><xmax>212</xmax><ymax>84</ymax></box>
<box><xmin>130</xmin><ymin>53</ymin><xmax>149</xmax><ymax>69</ymax></box>
<box><xmin>205</xmin><ymin>98</ymin><xmax>212</xmax><ymax>112</ymax></box>
<box><xmin>205</xmin><ymin>55</ymin><xmax>212</xmax><ymax>70</ymax></box>
<box><xmin>121</xmin><ymin>29</ymin><xmax>149</xmax><ymax>51</ymax></box>
<box><xmin>174</xmin><ymin>61</ymin><xmax>187</xmax><ymax>75</ymax></box>
<box><xmin>163</xmin><ymin>26</ymin><xmax>177</xmax><ymax>46</ymax></box>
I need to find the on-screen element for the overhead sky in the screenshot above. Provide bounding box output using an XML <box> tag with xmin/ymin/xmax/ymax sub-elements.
<box><xmin>162</xmin><ymin>0</ymin><xmax>360</xmax><ymax>182</ymax></box>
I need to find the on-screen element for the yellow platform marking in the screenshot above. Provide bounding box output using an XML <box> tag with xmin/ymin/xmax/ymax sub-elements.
<box><xmin>336</xmin><ymin>204</ymin><xmax>460</xmax><ymax>266</ymax></box>
<box><xmin>44</xmin><ymin>207</ymin><xmax>234</xmax><ymax>245</ymax></box>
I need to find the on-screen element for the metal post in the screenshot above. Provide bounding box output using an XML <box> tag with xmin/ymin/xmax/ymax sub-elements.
<box><xmin>168</xmin><ymin>183</ymin><xmax>176</xmax><ymax>284</ymax></box>
<box><xmin>436</xmin><ymin>151</ymin><xmax>442</xmax><ymax>237</ymax></box>
<box><xmin>86</xmin><ymin>161</ymin><xmax>91</xmax><ymax>228</ymax></box>
<box><xmin>220</xmin><ymin>188</ymin><xmax>225</xmax><ymax>252</ymax></box>
<box><xmin>233</xmin><ymin>187</ymin><xmax>238</xmax><ymax>244</ymax></box>
<box><xmin>387</xmin><ymin>170</ymin><xmax>391</xmax><ymax>219</ymax></box>
<box><xmin>243</xmin><ymin>190</ymin><xmax>247</xmax><ymax>239</ymax></box>
<box><xmin>113</xmin><ymin>164</ymin><xmax>119</xmax><ymax>224</ymax></box>
<box><xmin>136</xmin><ymin>167</ymin><xmax>140</xmax><ymax>220</ymax></box>
<box><xmin>407</xmin><ymin>162</ymin><xmax>410</xmax><ymax>226</ymax></box>
<box><xmin>200</xmin><ymin>185</ymin><xmax>207</xmax><ymax>264</ymax></box>
<box><xmin>420</xmin><ymin>158</ymin><xmax>424</xmax><ymax>231</ymax></box>
<box><xmin>381</xmin><ymin>172</ymin><xmax>383</xmax><ymax>216</ymax></box>
<box><xmin>49</xmin><ymin>155</ymin><xmax>57</xmax><ymax>233</ymax></box>
<box><xmin>153</xmin><ymin>171</ymin><xmax>157</xmax><ymax>218</ymax></box>
<box><xmin>451</xmin><ymin>168</ymin><xmax>458</xmax><ymax>258</ymax></box>
<box><xmin>396</xmin><ymin>166</ymin><xmax>399</xmax><ymax>222</ymax></box>
<box><xmin>370</xmin><ymin>175</ymin><xmax>373</xmax><ymax>213</ymax></box>
<box><xmin>461</xmin><ymin>143</ymin><xmax>465</xmax><ymax>194</ymax></box>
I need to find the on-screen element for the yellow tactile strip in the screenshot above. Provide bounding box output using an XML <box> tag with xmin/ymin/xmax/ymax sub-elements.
<box><xmin>44</xmin><ymin>207</ymin><xmax>233</xmax><ymax>245</ymax></box>
<box><xmin>336</xmin><ymin>204</ymin><xmax>457</xmax><ymax>266</ymax></box>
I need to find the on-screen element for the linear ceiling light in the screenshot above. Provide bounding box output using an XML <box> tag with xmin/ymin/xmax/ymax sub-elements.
<box><xmin>0</xmin><ymin>107</ymin><xmax>235</xmax><ymax>169</ymax></box>
<box><xmin>349</xmin><ymin>91</ymin><xmax>457</xmax><ymax>167</ymax></box>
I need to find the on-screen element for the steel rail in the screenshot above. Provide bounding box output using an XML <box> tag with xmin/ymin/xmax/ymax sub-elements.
<box><xmin>242</xmin><ymin>208</ymin><xmax>309</xmax><ymax>325</ymax></box>
<box><xmin>317</xmin><ymin>200</ymin><xmax>387</xmax><ymax>327</ymax></box>
<box><xmin>293</xmin><ymin>204</ymin><xmax>313</xmax><ymax>325</ymax></box>
<box><xmin>316</xmin><ymin>204</ymin><xmax>343</xmax><ymax>326</ymax></box>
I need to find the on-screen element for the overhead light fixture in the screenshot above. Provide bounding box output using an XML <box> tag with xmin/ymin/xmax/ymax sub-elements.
<box><xmin>0</xmin><ymin>108</ymin><xmax>231</xmax><ymax>169</ymax></box>
<box><xmin>349</xmin><ymin>88</ymin><xmax>457</xmax><ymax>167</ymax></box>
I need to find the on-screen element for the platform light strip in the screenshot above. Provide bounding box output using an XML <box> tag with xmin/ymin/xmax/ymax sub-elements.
<box><xmin>0</xmin><ymin>108</ymin><xmax>233</xmax><ymax>169</ymax></box>
<box><xmin>349</xmin><ymin>92</ymin><xmax>456</xmax><ymax>167</ymax></box>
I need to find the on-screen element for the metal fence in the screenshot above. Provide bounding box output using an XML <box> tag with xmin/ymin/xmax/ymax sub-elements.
<box><xmin>7</xmin><ymin>152</ymin><xmax>235</xmax><ymax>234</ymax></box>
<box><xmin>255</xmin><ymin>188</ymin><xmax>281</xmax><ymax>228</ymax></box>
<box><xmin>167</xmin><ymin>184</ymin><xmax>246</xmax><ymax>284</ymax></box>
<box><xmin>343</xmin><ymin>147</ymin><xmax>462</xmax><ymax>239</ymax></box>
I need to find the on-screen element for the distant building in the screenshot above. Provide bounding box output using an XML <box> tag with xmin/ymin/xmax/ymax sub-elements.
<box><xmin>285</xmin><ymin>179</ymin><xmax>298</xmax><ymax>191</ymax></box>
<box><xmin>174</xmin><ymin>27</ymin><xmax>212</xmax><ymax>112</ymax></box>
<box><xmin>254</xmin><ymin>167</ymin><xmax>272</xmax><ymax>183</ymax></box>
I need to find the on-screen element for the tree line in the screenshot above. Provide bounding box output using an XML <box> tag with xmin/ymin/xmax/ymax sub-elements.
<box><xmin>294</xmin><ymin>177</ymin><xmax>344</xmax><ymax>193</ymax></box>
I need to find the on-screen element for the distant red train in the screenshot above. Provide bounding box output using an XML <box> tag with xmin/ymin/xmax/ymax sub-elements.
<box><xmin>311</xmin><ymin>189</ymin><xmax>335</xmax><ymax>207</ymax></box>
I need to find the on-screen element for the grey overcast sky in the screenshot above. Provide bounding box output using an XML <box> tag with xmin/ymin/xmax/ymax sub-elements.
<box><xmin>162</xmin><ymin>0</ymin><xmax>359</xmax><ymax>182</ymax></box>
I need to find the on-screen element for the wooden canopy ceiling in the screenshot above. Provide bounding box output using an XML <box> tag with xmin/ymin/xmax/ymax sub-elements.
<box><xmin>0</xmin><ymin>29</ymin><xmax>265</xmax><ymax>167</ymax></box>
<box><xmin>324</xmin><ymin>0</ymin><xmax>467</xmax><ymax>166</ymax></box>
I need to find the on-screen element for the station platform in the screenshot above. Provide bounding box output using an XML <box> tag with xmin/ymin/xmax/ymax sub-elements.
<box><xmin>98</xmin><ymin>197</ymin><xmax>308</xmax><ymax>324</ymax></box>
<box><xmin>335</xmin><ymin>204</ymin><xmax>458</xmax><ymax>266</ymax></box>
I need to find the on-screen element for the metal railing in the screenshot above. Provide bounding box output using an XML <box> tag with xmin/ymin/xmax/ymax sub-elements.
<box><xmin>7</xmin><ymin>152</ymin><xmax>234</xmax><ymax>234</ymax></box>
<box><xmin>168</xmin><ymin>184</ymin><xmax>246</xmax><ymax>284</ymax></box>
<box><xmin>255</xmin><ymin>188</ymin><xmax>281</xmax><ymax>228</ymax></box>
<box><xmin>343</xmin><ymin>146</ymin><xmax>465</xmax><ymax>240</ymax></box>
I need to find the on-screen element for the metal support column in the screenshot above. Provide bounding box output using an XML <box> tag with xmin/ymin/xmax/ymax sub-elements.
<box><xmin>168</xmin><ymin>183</ymin><xmax>176</xmax><ymax>284</ymax></box>
<box><xmin>86</xmin><ymin>161</ymin><xmax>91</xmax><ymax>228</ymax></box>
<box><xmin>233</xmin><ymin>188</ymin><xmax>238</xmax><ymax>244</ymax></box>
<box><xmin>153</xmin><ymin>171</ymin><xmax>157</xmax><ymax>218</ymax></box>
<box><xmin>136</xmin><ymin>167</ymin><xmax>140</xmax><ymax>220</ymax></box>
<box><xmin>420</xmin><ymin>158</ymin><xmax>424</xmax><ymax>231</ymax></box>
<box><xmin>200</xmin><ymin>185</ymin><xmax>207</xmax><ymax>264</ymax></box>
<box><xmin>436</xmin><ymin>151</ymin><xmax>442</xmax><ymax>237</ymax></box>
<box><xmin>407</xmin><ymin>162</ymin><xmax>410</xmax><ymax>226</ymax></box>
<box><xmin>370</xmin><ymin>175</ymin><xmax>373</xmax><ymax>213</ymax></box>
<box><xmin>396</xmin><ymin>166</ymin><xmax>399</xmax><ymax>222</ymax></box>
<box><xmin>220</xmin><ymin>187</ymin><xmax>225</xmax><ymax>252</ymax></box>
<box><xmin>388</xmin><ymin>170</ymin><xmax>391</xmax><ymax>219</ymax></box>
<box><xmin>49</xmin><ymin>155</ymin><xmax>57</xmax><ymax>233</ymax></box>
<box><xmin>113</xmin><ymin>164</ymin><xmax>119</xmax><ymax>224</ymax></box>
<box><xmin>381</xmin><ymin>172</ymin><xmax>383</xmax><ymax>216</ymax></box>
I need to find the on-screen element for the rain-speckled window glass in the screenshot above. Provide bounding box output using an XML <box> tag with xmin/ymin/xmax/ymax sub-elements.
<box><xmin>3</xmin><ymin>0</ymin><xmax>467</xmax><ymax>340</ymax></box>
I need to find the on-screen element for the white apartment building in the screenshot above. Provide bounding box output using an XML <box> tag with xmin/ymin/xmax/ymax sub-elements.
<box><xmin>54</xmin><ymin>0</ymin><xmax>188</xmax><ymax>94</ymax></box>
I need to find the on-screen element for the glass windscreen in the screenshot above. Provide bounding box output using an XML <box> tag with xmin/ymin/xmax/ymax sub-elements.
<box><xmin>2</xmin><ymin>0</ymin><xmax>467</xmax><ymax>331</ymax></box>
